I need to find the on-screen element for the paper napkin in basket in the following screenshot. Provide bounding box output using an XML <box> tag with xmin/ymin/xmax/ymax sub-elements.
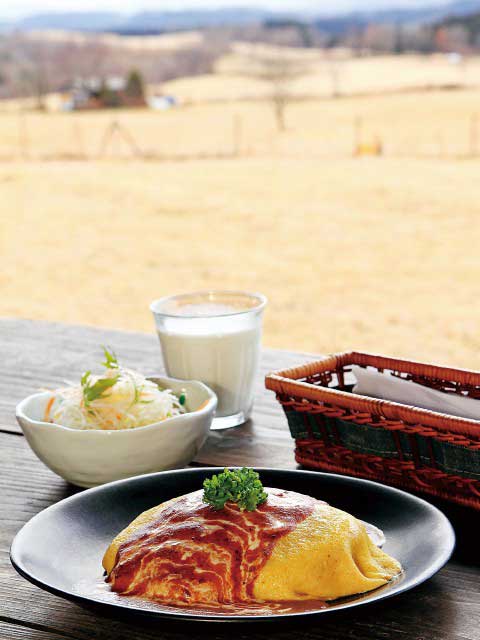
<box><xmin>352</xmin><ymin>365</ymin><xmax>480</xmax><ymax>422</ymax></box>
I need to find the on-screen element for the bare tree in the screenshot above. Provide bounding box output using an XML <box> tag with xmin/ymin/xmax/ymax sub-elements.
<box><xmin>324</xmin><ymin>51</ymin><xmax>345</xmax><ymax>99</ymax></box>
<box><xmin>8</xmin><ymin>37</ymin><xmax>52</xmax><ymax>109</ymax></box>
<box><xmin>247</xmin><ymin>48</ymin><xmax>308</xmax><ymax>132</ymax></box>
<box><xmin>0</xmin><ymin>31</ymin><xmax>228</xmax><ymax>101</ymax></box>
<box><xmin>32</xmin><ymin>54</ymin><xmax>49</xmax><ymax>110</ymax></box>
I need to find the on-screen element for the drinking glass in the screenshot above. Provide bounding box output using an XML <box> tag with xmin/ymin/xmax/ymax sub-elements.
<box><xmin>150</xmin><ymin>291</ymin><xmax>267</xmax><ymax>429</ymax></box>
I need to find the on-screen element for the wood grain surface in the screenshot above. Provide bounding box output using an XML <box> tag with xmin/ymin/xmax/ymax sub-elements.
<box><xmin>1</xmin><ymin>318</ymin><xmax>479</xmax><ymax>640</ymax></box>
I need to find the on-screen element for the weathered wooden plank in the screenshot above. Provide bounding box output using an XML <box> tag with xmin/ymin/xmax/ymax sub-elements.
<box><xmin>0</xmin><ymin>317</ymin><xmax>309</xmax><ymax>468</ymax></box>
<box><xmin>0</xmin><ymin>318</ymin><xmax>313</xmax><ymax>440</ymax></box>
<box><xmin>1</xmin><ymin>432</ymin><xmax>480</xmax><ymax>640</ymax></box>
<box><xmin>0</xmin><ymin>620</ymin><xmax>79</xmax><ymax>640</ymax></box>
<box><xmin>1</xmin><ymin>319</ymin><xmax>480</xmax><ymax>640</ymax></box>
<box><xmin>0</xmin><ymin>562</ymin><xmax>476</xmax><ymax>640</ymax></box>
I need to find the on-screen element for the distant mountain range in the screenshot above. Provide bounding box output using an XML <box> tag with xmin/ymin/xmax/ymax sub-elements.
<box><xmin>17</xmin><ymin>12</ymin><xmax>122</xmax><ymax>32</ymax></box>
<box><xmin>315</xmin><ymin>0</ymin><xmax>480</xmax><ymax>35</ymax></box>
<box><xmin>4</xmin><ymin>0</ymin><xmax>480</xmax><ymax>35</ymax></box>
<box><xmin>9</xmin><ymin>8</ymin><xmax>273</xmax><ymax>33</ymax></box>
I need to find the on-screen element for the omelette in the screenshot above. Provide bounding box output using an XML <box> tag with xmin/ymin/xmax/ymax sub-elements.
<box><xmin>103</xmin><ymin>482</ymin><xmax>401</xmax><ymax>609</ymax></box>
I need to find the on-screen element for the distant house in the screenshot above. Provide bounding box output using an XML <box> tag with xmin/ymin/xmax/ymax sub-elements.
<box><xmin>63</xmin><ymin>72</ymin><xmax>146</xmax><ymax>110</ymax></box>
<box><xmin>62</xmin><ymin>77</ymin><xmax>102</xmax><ymax>111</ymax></box>
<box><xmin>147</xmin><ymin>95</ymin><xmax>178</xmax><ymax>110</ymax></box>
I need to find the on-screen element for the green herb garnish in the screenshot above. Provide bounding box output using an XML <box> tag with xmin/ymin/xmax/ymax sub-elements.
<box><xmin>81</xmin><ymin>370</ymin><xmax>119</xmax><ymax>406</ymax></box>
<box><xmin>202</xmin><ymin>468</ymin><xmax>268</xmax><ymax>512</ymax></box>
<box><xmin>179</xmin><ymin>392</ymin><xmax>186</xmax><ymax>406</ymax></box>
<box><xmin>101</xmin><ymin>346</ymin><xmax>118</xmax><ymax>370</ymax></box>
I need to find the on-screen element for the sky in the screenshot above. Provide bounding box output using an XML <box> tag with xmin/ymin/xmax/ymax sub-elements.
<box><xmin>0</xmin><ymin>0</ymin><xmax>453</xmax><ymax>20</ymax></box>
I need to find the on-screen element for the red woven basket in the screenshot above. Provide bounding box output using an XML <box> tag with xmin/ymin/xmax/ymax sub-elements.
<box><xmin>265</xmin><ymin>352</ymin><xmax>480</xmax><ymax>510</ymax></box>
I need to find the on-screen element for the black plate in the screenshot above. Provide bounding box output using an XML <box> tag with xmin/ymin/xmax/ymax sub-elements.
<box><xmin>10</xmin><ymin>468</ymin><xmax>455</xmax><ymax>622</ymax></box>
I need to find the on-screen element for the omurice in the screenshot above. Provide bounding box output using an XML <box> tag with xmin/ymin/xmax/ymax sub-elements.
<box><xmin>103</xmin><ymin>468</ymin><xmax>402</xmax><ymax>613</ymax></box>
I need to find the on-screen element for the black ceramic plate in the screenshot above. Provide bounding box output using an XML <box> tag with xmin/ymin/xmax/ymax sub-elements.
<box><xmin>10</xmin><ymin>468</ymin><xmax>455</xmax><ymax>622</ymax></box>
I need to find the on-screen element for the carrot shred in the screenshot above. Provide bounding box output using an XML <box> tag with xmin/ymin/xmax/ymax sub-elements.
<box><xmin>44</xmin><ymin>396</ymin><xmax>55</xmax><ymax>422</ymax></box>
<box><xmin>196</xmin><ymin>399</ymin><xmax>210</xmax><ymax>412</ymax></box>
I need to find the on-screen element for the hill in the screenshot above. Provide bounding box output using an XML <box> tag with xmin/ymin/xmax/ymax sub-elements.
<box><xmin>314</xmin><ymin>0</ymin><xmax>480</xmax><ymax>35</ymax></box>
<box><xmin>10</xmin><ymin>1</ymin><xmax>480</xmax><ymax>35</ymax></box>
<box><xmin>437</xmin><ymin>9</ymin><xmax>480</xmax><ymax>44</ymax></box>
<box><xmin>18</xmin><ymin>11</ymin><xmax>123</xmax><ymax>32</ymax></box>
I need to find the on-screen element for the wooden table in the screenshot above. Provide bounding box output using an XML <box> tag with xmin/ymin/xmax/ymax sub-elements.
<box><xmin>1</xmin><ymin>319</ymin><xmax>479</xmax><ymax>640</ymax></box>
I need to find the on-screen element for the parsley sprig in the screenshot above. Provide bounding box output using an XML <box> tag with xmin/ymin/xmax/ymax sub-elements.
<box><xmin>202</xmin><ymin>468</ymin><xmax>268</xmax><ymax>512</ymax></box>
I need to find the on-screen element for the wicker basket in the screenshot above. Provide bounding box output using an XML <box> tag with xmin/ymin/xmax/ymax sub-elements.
<box><xmin>265</xmin><ymin>352</ymin><xmax>480</xmax><ymax>510</ymax></box>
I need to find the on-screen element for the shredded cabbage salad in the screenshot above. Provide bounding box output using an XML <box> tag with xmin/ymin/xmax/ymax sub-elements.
<box><xmin>46</xmin><ymin>347</ymin><xmax>187</xmax><ymax>430</ymax></box>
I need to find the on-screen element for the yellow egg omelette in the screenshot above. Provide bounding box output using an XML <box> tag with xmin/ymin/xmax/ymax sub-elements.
<box><xmin>103</xmin><ymin>485</ymin><xmax>401</xmax><ymax>611</ymax></box>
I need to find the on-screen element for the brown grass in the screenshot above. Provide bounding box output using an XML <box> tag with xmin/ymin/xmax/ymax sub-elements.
<box><xmin>2</xmin><ymin>53</ymin><xmax>480</xmax><ymax>368</ymax></box>
<box><xmin>2</xmin><ymin>87</ymin><xmax>480</xmax><ymax>159</ymax></box>
<box><xmin>172</xmin><ymin>50</ymin><xmax>480</xmax><ymax>101</ymax></box>
<box><xmin>3</xmin><ymin>153</ymin><xmax>480</xmax><ymax>368</ymax></box>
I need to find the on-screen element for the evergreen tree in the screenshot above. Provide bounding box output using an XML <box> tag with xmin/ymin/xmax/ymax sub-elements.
<box><xmin>99</xmin><ymin>82</ymin><xmax>121</xmax><ymax>108</ymax></box>
<box><xmin>125</xmin><ymin>69</ymin><xmax>145</xmax><ymax>100</ymax></box>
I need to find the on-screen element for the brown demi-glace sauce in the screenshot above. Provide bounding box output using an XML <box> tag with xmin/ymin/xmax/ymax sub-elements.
<box><xmin>107</xmin><ymin>488</ymin><xmax>320</xmax><ymax>611</ymax></box>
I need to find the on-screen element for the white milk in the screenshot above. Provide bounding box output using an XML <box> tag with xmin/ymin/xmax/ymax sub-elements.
<box><xmin>152</xmin><ymin>299</ymin><xmax>265</xmax><ymax>425</ymax></box>
<box><xmin>158</xmin><ymin>324</ymin><xmax>261</xmax><ymax>417</ymax></box>
<box><xmin>150</xmin><ymin>291</ymin><xmax>266</xmax><ymax>429</ymax></box>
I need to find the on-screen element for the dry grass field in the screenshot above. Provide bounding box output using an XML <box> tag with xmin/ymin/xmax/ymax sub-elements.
<box><xmin>173</xmin><ymin>48</ymin><xmax>480</xmax><ymax>101</ymax></box>
<box><xmin>2</xmin><ymin>54</ymin><xmax>480</xmax><ymax>368</ymax></box>
<box><xmin>2</xmin><ymin>87</ymin><xmax>480</xmax><ymax>160</ymax></box>
<box><xmin>3</xmin><ymin>155</ymin><xmax>480</xmax><ymax>367</ymax></box>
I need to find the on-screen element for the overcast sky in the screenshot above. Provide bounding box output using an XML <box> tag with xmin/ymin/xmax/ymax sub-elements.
<box><xmin>0</xmin><ymin>0</ymin><xmax>453</xmax><ymax>20</ymax></box>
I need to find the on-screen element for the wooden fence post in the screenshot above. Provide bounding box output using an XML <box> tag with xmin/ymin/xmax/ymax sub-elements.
<box><xmin>233</xmin><ymin>114</ymin><xmax>242</xmax><ymax>157</ymax></box>
<box><xmin>72</xmin><ymin>121</ymin><xmax>86</xmax><ymax>159</ymax></box>
<box><xmin>98</xmin><ymin>120</ymin><xmax>143</xmax><ymax>158</ymax></box>
<box><xmin>469</xmin><ymin>113</ymin><xmax>478</xmax><ymax>157</ymax></box>
<box><xmin>18</xmin><ymin>111</ymin><xmax>29</xmax><ymax>159</ymax></box>
<box><xmin>353</xmin><ymin>116</ymin><xmax>363</xmax><ymax>156</ymax></box>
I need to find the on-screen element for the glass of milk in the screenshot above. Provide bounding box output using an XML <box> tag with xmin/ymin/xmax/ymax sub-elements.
<box><xmin>150</xmin><ymin>291</ymin><xmax>267</xmax><ymax>429</ymax></box>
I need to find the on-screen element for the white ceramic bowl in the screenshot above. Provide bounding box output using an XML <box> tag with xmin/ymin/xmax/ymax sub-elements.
<box><xmin>16</xmin><ymin>376</ymin><xmax>217</xmax><ymax>488</ymax></box>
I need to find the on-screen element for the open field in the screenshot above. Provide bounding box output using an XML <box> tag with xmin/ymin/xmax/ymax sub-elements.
<box><xmin>2</xmin><ymin>50</ymin><xmax>480</xmax><ymax>112</ymax></box>
<box><xmin>171</xmin><ymin>49</ymin><xmax>480</xmax><ymax>101</ymax></box>
<box><xmin>2</xmin><ymin>51</ymin><xmax>480</xmax><ymax>368</ymax></box>
<box><xmin>2</xmin><ymin>154</ymin><xmax>480</xmax><ymax>368</ymax></box>
<box><xmin>1</xmin><ymin>87</ymin><xmax>480</xmax><ymax>159</ymax></box>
